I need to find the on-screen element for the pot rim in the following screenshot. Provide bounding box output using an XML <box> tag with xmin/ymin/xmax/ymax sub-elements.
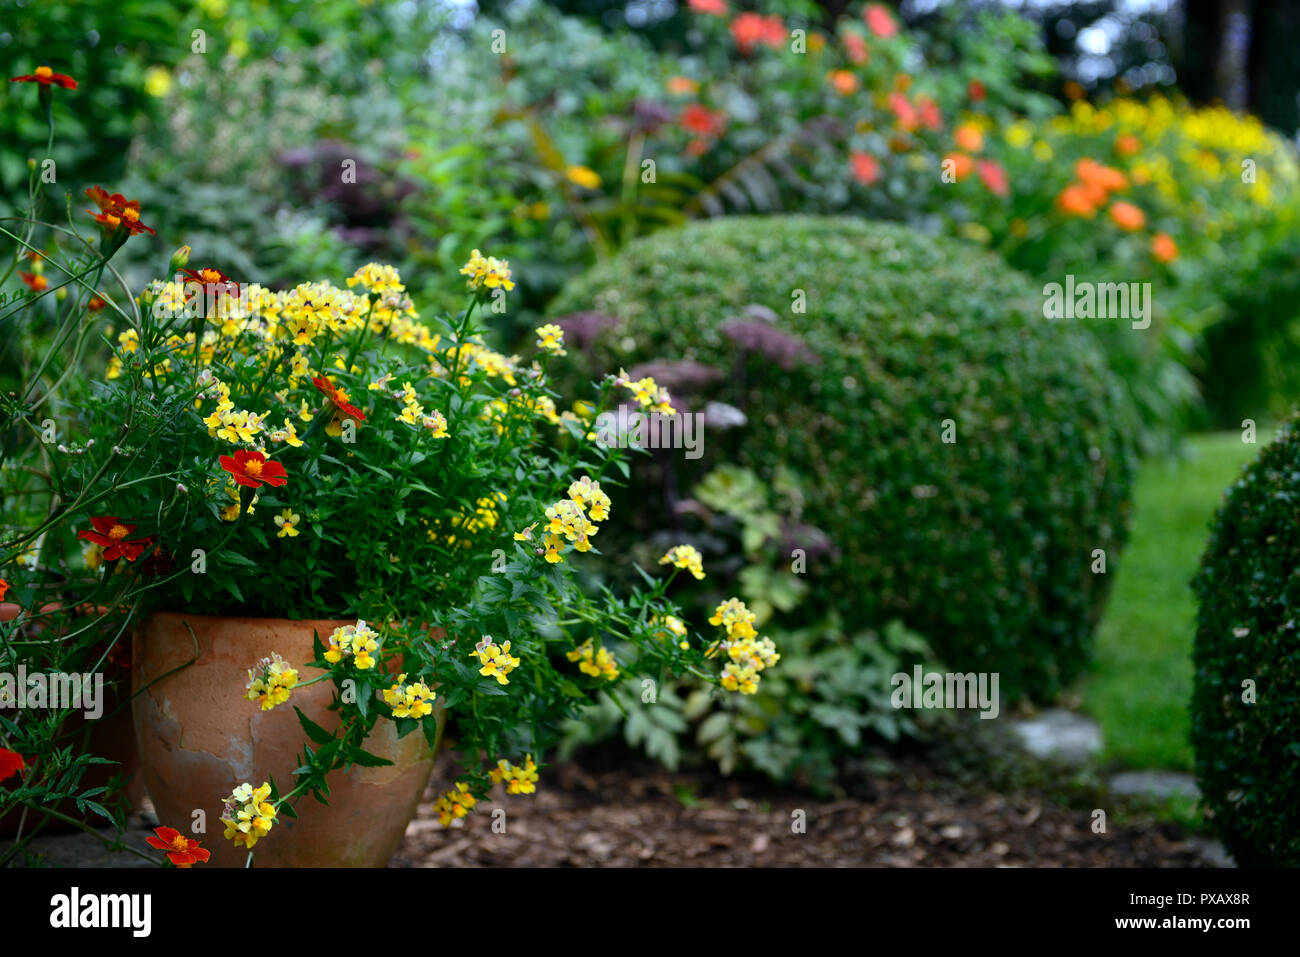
<box><xmin>146</xmin><ymin>610</ymin><xmax>360</xmax><ymax>627</ymax></box>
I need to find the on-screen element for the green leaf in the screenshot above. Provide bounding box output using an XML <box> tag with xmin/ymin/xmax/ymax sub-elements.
<box><xmin>295</xmin><ymin>707</ymin><xmax>333</xmax><ymax>746</ymax></box>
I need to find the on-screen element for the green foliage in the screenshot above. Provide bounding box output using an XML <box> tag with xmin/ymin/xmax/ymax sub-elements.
<box><xmin>550</xmin><ymin>215</ymin><xmax>1137</xmax><ymax>701</ymax></box>
<box><xmin>1192</xmin><ymin>417</ymin><xmax>1300</xmax><ymax>866</ymax></box>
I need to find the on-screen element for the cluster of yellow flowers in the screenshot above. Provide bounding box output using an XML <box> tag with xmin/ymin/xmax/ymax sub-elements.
<box><xmin>458</xmin><ymin>249</ymin><xmax>515</xmax><ymax>293</ymax></box>
<box><xmin>221</xmin><ymin>782</ymin><xmax>277</xmax><ymax>849</ymax></box>
<box><xmin>432</xmin><ymin>493</ymin><xmax>507</xmax><ymax>549</ymax></box>
<box><xmin>244</xmin><ymin>652</ymin><xmax>299</xmax><ymax>712</ymax></box>
<box><xmin>434</xmin><ymin>781</ymin><xmax>477</xmax><ymax>826</ymax></box>
<box><xmin>346</xmin><ymin>262</ymin><xmax>405</xmax><ymax>296</ymax></box>
<box><xmin>323</xmin><ymin>620</ymin><xmax>381</xmax><ymax>670</ymax></box>
<box><xmin>490</xmin><ymin>755</ymin><xmax>540</xmax><ymax>794</ymax></box>
<box><xmin>389</xmin><ymin>379</ymin><xmax>450</xmax><ymax>439</ymax></box>
<box><xmin>517</xmin><ymin>475</ymin><xmax>611</xmax><ymax>565</ymax></box>
<box><xmin>614</xmin><ymin>368</ymin><xmax>675</xmax><ymax>415</ymax></box>
<box><xmin>659</xmin><ymin>544</ymin><xmax>706</xmax><ymax>581</ymax></box>
<box><xmin>381</xmin><ymin>673</ymin><xmax>438</xmax><ymax>719</ymax></box>
<box><xmin>653</xmin><ymin>614</ymin><xmax>689</xmax><ymax>649</ymax></box>
<box><xmin>566</xmin><ymin>638</ymin><xmax>619</xmax><ymax>681</ymax></box>
<box><xmin>469</xmin><ymin>635</ymin><xmax>521</xmax><ymax>685</ymax></box>
<box><xmin>706</xmin><ymin>598</ymin><xmax>780</xmax><ymax>695</ymax></box>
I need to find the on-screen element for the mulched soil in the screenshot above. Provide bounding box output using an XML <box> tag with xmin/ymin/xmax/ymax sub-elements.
<box><xmin>393</xmin><ymin>751</ymin><xmax>1215</xmax><ymax>868</ymax></box>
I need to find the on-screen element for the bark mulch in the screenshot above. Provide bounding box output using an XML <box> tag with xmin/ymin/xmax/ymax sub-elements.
<box><xmin>393</xmin><ymin>752</ymin><xmax>1216</xmax><ymax>868</ymax></box>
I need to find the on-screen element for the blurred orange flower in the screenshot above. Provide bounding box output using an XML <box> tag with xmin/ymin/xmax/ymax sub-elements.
<box><xmin>1109</xmin><ymin>201</ymin><xmax>1146</xmax><ymax>231</ymax></box>
<box><xmin>850</xmin><ymin>151</ymin><xmax>881</xmax><ymax>186</ymax></box>
<box><xmin>1152</xmin><ymin>232</ymin><xmax>1178</xmax><ymax>262</ymax></box>
<box><xmin>864</xmin><ymin>4</ymin><xmax>899</xmax><ymax>38</ymax></box>
<box><xmin>954</xmin><ymin>123</ymin><xmax>984</xmax><ymax>152</ymax></box>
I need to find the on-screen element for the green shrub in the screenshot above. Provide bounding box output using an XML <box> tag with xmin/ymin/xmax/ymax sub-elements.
<box><xmin>1192</xmin><ymin>417</ymin><xmax>1300</xmax><ymax>866</ymax></box>
<box><xmin>549</xmin><ymin>215</ymin><xmax>1137</xmax><ymax>701</ymax></box>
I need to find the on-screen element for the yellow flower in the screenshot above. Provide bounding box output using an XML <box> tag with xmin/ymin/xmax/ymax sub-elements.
<box><xmin>490</xmin><ymin>755</ymin><xmax>540</xmax><ymax>795</ymax></box>
<box><xmin>469</xmin><ymin>635</ymin><xmax>520</xmax><ymax>685</ymax></box>
<box><xmin>382</xmin><ymin>672</ymin><xmax>438</xmax><ymax>719</ymax></box>
<box><xmin>720</xmin><ymin>662</ymin><xmax>759</xmax><ymax>695</ymax></box>
<box><xmin>709</xmin><ymin>597</ymin><xmax>757</xmax><ymax>640</ymax></box>
<box><xmin>659</xmin><ymin>544</ymin><xmax>705</xmax><ymax>580</ymax></box>
<box><xmin>422</xmin><ymin>410</ymin><xmax>449</xmax><ymax>438</ymax></box>
<box><xmin>244</xmin><ymin>652</ymin><xmax>298</xmax><ymax>711</ymax></box>
<box><xmin>221</xmin><ymin>782</ymin><xmax>277</xmax><ymax>848</ymax></box>
<box><xmin>459</xmin><ymin>249</ymin><xmax>515</xmax><ymax>293</ymax></box>
<box><xmin>322</xmin><ymin>620</ymin><xmax>381</xmax><ymax>669</ymax></box>
<box><xmin>273</xmin><ymin>509</ymin><xmax>301</xmax><ymax>538</ymax></box>
<box><xmin>535</xmin><ymin>323</ymin><xmax>567</xmax><ymax>356</ymax></box>
<box><xmin>565</xmin><ymin>639</ymin><xmax>619</xmax><ymax>681</ymax></box>
<box><xmin>434</xmin><ymin>782</ymin><xmax>477</xmax><ymax>826</ymax></box>
<box><xmin>565</xmin><ymin>165</ymin><xmax>602</xmax><ymax>190</ymax></box>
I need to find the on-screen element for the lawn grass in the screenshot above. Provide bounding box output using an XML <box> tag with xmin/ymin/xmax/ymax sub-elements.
<box><xmin>1082</xmin><ymin>430</ymin><xmax>1264</xmax><ymax>771</ymax></box>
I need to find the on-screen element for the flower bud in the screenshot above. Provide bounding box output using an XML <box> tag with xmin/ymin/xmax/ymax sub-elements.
<box><xmin>169</xmin><ymin>245</ymin><xmax>192</xmax><ymax>272</ymax></box>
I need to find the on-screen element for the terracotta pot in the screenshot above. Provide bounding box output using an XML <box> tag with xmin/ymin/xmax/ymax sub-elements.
<box><xmin>0</xmin><ymin>603</ymin><xmax>143</xmax><ymax>838</ymax></box>
<box><xmin>133</xmin><ymin>612</ymin><xmax>441</xmax><ymax>867</ymax></box>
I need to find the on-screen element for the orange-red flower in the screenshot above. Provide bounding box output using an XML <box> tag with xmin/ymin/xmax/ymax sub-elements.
<box><xmin>88</xmin><ymin>296</ymin><xmax>106</xmax><ymax>310</ymax></box>
<box><xmin>730</xmin><ymin>12</ymin><xmax>786</xmax><ymax>54</ymax></box>
<box><xmin>828</xmin><ymin>70</ymin><xmax>859</xmax><ymax>95</ymax></box>
<box><xmin>0</xmin><ymin>748</ymin><xmax>25</xmax><ymax>784</ymax></box>
<box><xmin>666</xmin><ymin>75</ymin><xmax>699</xmax><ymax>96</ymax></box>
<box><xmin>977</xmin><ymin>159</ymin><xmax>1009</xmax><ymax>196</ymax></box>
<box><xmin>219</xmin><ymin>449</ymin><xmax>288</xmax><ymax>489</ymax></box>
<box><xmin>10</xmin><ymin>66</ymin><xmax>77</xmax><ymax>89</ymax></box>
<box><xmin>843</xmin><ymin>31</ymin><xmax>869</xmax><ymax>65</ymax></box>
<box><xmin>1115</xmin><ymin>133</ymin><xmax>1141</xmax><ymax>157</ymax></box>
<box><xmin>888</xmin><ymin>91</ymin><xmax>919</xmax><ymax>132</ymax></box>
<box><xmin>77</xmin><ymin>516</ymin><xmax>155</xmax><ymax>562</ymax></box>
<box><xmin>968</xmin><ymin>79</ymin><xmax>987</xmax><ymax>102</ymax></box>
<box><xmin>0</xmin><ymin>577</ymin><xmax>10</xmax><ymax>602</ymax></box>
<box><xmin>312</xmin><ymin>376</ymin><xmax>367</xmax><ymax>421</ymax></box>
<box><xmin>19</xmin><ymin>272</ymin><xmax>47</xmax><ymax>292</ymax></box>
<box><xmin>679</xmin><ymin>103</ymin><xmax>726</xmax><ymax>138</ymax></box>
<box><xmin>147</xmin><ymin>827</ymin><xmax>211</xmax><ymax>868</ymax></box>
<box><xmin>688</xmin><ymin>0</ymin><xmax>727</xmax><ymax>14</ymax></box>
<box><xmin>1075</xmin><ymin>158</ymin><xmax>1128</xmax><ymax>194</ymax></box>
<box><xmin>1109</xmin><ymin>200</ymin><xmax>1146</xmax><ymax>231</ymax></box>
<box><xmin>1056</xmin><ymin>183</ymin><xmax>1098</xmax><ymax>217</ymax></box>
<box><xmin>954</xmin><ymin>123</ymin><xmax>983</xmax><ymax>152</ymax></box>
<box><xmin>1152</xmin><ymin>232</ymin><xmax>1178</xmax><ymax>263</ymax></box>
<box><xmin>864</xmin><ymin>4</ymin><xmax>899</xmax><ymax>38</ymax></box>
<box><xmin>85</xmin><ymin>186</ymin><xmax>155</xmax><ymax>237</ymax></box>
<box><xmin>916</xmin><ymin>96</ymin><xmax>942</xmax><ymax>131</ymax></box>
<box><xmin>850</xmin><ymin>151</ymin><xmax>881</xmax><ymax>186</ymax></box>
<box><xmin>944</xmin><ymin>152</ymin><xmax>975</xmax><ymax>181</ymax></box>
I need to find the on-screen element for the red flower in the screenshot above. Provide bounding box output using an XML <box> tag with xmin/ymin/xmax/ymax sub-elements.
<box><xmin>968</xmin><ymin>79</ymin><xmax>987</xmax><ymax>102</ymax></box>
<box><xmin>85</xmin><ymin>186</ymin><xmax>155</xmax><ymax>238</ymax></box>
<box><xmin>917</xmin><ymin>95</ymin><xmax>943</xmax><ymax>131</ymax></box>
<box><xmin>679</xmin><ymin>103</ymin><xmax>726</xmax><ymax>138</ymax></box>
<box><xmin>180</xmin><ymin>267</ymin><xmax>238</xmax><ymax>295</ymax></box>
<box><xmin>864</xmin><ymin>4</ymin><xmax>899</xmax><ymax>38</ymax></box>
<box><xmin>220</xmin><ymin>449</ymin><xmax>288</xmax><ymax>489</ymax></box>
<box><xmin>0</xmin><ymin>577</ymin><xmax>10</xmax><ymax>602</ymax></box>
<box><xmin>977</xmin><ymin>159</ymin><xmax>1009</xmax><ymax>196</ymax></box>
<box><xmin>10</xmin><ymin>66</ymin><xmax>77</xmax><ymax>89</ymax></box>
<box><xmin>19</xmin><ymin>272</ymin><xmax>47</xmax><ymax>292</ymax></box>
<box><xmin>146</xmin><ymin>827</ymin><xmax>211</xmax><ymax>868</ymax></box>
<box><xmin>77</xmin><ymin>517</ymin><xmax>155</xmax><ymax>562</ymax></box>
<box><xmin>843</xmin><ymin>31</ymin><xmax>869</xmax><ymax>65</ymax></box>
<box><xmin>312</xmin><ymin>376</ymin><xmax>367</xmax><ymax>421</ymax></box>
<box><xmin>0</xmin><ymin>748</ymin><xmax>26</xmax><ymax>784</ymax></box>
<box><xmin>888</xmin><ymin>91</ymin><xmax>919</xmax><ymax>132</ymax></box>
<box><xmin>850</xmin><ymin>151</ymin><xmax>881</xmax><ymax>186</ymax></box>
<box><xmin>688</xmin><ymin>0</ymin><xmax>728</xmax><ymax>14</ymax></box>
<box><xmin>88</xmin><ymin>296</ymin><xmax>106</xmax><ymax>311</ymax></box>
<box><xmin>730</xmin><ymin>13</ymin><xmax>786</xmax><ymax>55</ymax></box>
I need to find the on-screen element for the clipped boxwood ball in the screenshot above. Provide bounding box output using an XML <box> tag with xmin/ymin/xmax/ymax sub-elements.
<box><xmin>548</xmin><ymin>216</ymin><xmax>1136</xmax><ymax>701</ymax></box>
<box><xmin>1193</xmin><ymin>418</ymin><xmax>1300</xmax><ymax>866</ymax></box>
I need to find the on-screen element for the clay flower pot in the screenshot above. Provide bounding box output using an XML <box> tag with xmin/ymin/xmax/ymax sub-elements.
<box><xmin>132</xmin><ymin>612</ymin><xmax>442</xmax><ymax>867</ymax></box>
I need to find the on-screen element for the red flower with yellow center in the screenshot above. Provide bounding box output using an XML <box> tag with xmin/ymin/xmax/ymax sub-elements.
<box><xmin>312</xmin><ymin>376</ymin><xmax>367</xmax><ymax>422</ymax></box>
<box><xmin>85</xmin><ymin>185</ymin><xmax>156</xmax><ymax>237</ymax></box>
<box><xmin>220</xmin><ymin>449</ymin><xmax>288</xmax><ymax>489</ymax></box>
<box><xmin>10</xmin><ymin>65</ymin><xmax>77</xmax><ymax>89</ymax></box>
<box><xmin>19</xmin><ymin>271</ymin><xmax>47</xmax><ymax>292</ymax></box>
<box><xmin>0</xmin><ymin>748</ymin><xmax>26</xmax><ymax>784</ymax></box>
<box><xmin>146</xmin><ymin>827</ymin><xmax>210</xmax><ymax>868</ymax></box>
<box><xmin>77</xmin><ymin>516</ymin><xmax>155</xmax><ymax>562</ymax></box>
